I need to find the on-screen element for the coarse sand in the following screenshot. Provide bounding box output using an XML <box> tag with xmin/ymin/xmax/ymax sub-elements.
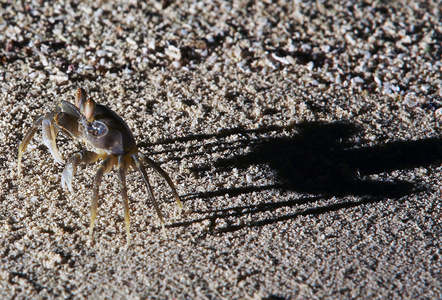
<box><xmin>1</xmin><ymin>1</ymin><xmax>441</xmax><ymax>299</ymax></box>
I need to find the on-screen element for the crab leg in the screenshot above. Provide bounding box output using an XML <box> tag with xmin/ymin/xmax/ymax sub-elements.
<box><xmin>17</xmin><ymin>114</ymin><xmax>45</xmax><ymax>175</ymax></box>
<box><xmin>89</xmin><ymin>156</ymin><xmax>113</xmax><ymax>238</ymax></box>
<box><xmin>42</xmin><ymin>113</ymin><xmax>64</xmax><ymax>165</ymax></box>
<box><xmin>117</xmin><ymin>155</ymin><xmax>132</xmax><ymax>245</ymax></box>
<box><xmin>132</xmin><ymin>154</ymin><xmax>166</xmax><ymax>236</ymax></box>
<box><xmin>139</xmin><ymin>153</ymin><xmax>183</xmax><ymax>215</ymax></box>
<box><xmin>61</xmin><ymin>150</ymin><xmax>100</xmax><ymax>192</ymax></box>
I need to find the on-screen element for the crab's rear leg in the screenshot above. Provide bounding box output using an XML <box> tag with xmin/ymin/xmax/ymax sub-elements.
<box><xmin>139</xmin><ymin>153</ymin><xmax>183</xmax><ymax>216</ymax></box>
<box><xmin>118</xmin><ymin>155</ymin><xmax>132</xmax><ymax>245</ymax></box>
<box><xmin>61</xmin><ymin>150</ymin><xmax>100</xmax><ymax>192</ymax></box>
<box><xmin>90</xmin><ymin>156</ymin><xmax>113</xmax><ymax>238</ymax></box>
<box><xmin>18</xmin><ymin>114</ymin><xmax>45</xmax><ymax>175</ymax></box>
<box><xmin>132</xmin><ymin>154</ymin><xmax>166</xmax><ymax>237</ymax></box>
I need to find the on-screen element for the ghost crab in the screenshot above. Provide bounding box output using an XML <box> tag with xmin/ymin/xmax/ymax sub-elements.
<box><xmin>18</xmin><ymin>88</ymin><xmax>183</xmax><ymax>244</ymax></box>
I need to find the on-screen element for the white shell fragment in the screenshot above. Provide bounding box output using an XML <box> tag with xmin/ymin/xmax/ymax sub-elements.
<box><xmin>165</xmin><ymin>45</ymin><xmax>181</xmax><ymax>61</ymax></box>
<box><xmin>402</xmin><ymin>92</ymin><xmax>421</xmax><ymax>107</ymax></box>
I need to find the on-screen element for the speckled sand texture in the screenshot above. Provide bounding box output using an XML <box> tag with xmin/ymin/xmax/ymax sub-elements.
<box><xmin>1</xmin><ymin>1</ymin><xmax>441</xmax><ymax>299</ymax></box>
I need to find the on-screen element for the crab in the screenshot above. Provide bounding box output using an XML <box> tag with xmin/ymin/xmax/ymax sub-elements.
<box><xmin>17</xmin><ymin>88</ymin><xmax>183</xmax><ymax>244</ymax></box>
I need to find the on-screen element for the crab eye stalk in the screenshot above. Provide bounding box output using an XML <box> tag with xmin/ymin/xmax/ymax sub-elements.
<box><xmin>75</xmin><ymin>88</ymin><xmax>87</xmax><ymax>112</ymax></box>
<box><xmin>85</xmin><ymin>99</ymin><xmax>96</xmax><ymax>120</ymax></box>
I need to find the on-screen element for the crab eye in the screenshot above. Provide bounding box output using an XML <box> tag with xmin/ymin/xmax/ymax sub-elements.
<box><xmin>85</xmin><ymin>99</ymin><xmax>96</xmax><ymax>120</ymax></box>
<box><xmin>76</xmin><ymin>88</ymin><xmax>87</xmax><ymax>111</ymax></box>
<box><xmin>87</xmin><ymin>120</ymin><xmax>108</xmax><ymax>137</ymax></box>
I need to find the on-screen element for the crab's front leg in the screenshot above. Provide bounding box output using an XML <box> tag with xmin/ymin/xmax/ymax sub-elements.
<box><xmin>18</xmin><ymin>112</ymin><xmax>64</xmax><ymax>175</ymax></box>
<box><xmin>18</xmin><ymin>114</ymin><xmax>44</xmax><ymax>175</ymax></box>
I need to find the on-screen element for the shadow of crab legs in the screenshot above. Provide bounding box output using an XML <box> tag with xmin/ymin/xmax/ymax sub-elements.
<box><xmin>18</xmin><ymin>98</ymin><xmax>182</xmax><ymax>244</ymax></box>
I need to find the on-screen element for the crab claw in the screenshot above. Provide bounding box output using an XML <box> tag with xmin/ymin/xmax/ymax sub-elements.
<box><xmin>42</xmin><ymin>116</ymin><xmax>64</xmax><ymax>164</ymax></box>
<box><xmin>61</xmin><ymin>151</ymin><xmax>100</xmax><ymax>193</ymax></box>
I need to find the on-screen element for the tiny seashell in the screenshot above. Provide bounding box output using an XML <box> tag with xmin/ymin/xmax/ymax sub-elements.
<box><xmin>420</xmin><ymin>85</ymin><xmax>430</xmax><ymax>93</ymax></box>
<box><xmin>352</xmin><ymin>76</ymin><xmax>364</xmax><ymax>85</ymax></box>
<box><xmin>321</xmin><ymin>44</ymin><xmax>330</xmax><ymax>53</ymax></box>
<box><xmin>148</xmin><ymin>39</ymin><xmax>156</xmax><ymax>50</ymax></box>
<box><xmin>165</xmin><ymin>45</ymin><xmax>181</xmax><ymax>60</ymax></box>
<box><xmin>171</xmin><ymin>61</ymin><xmax>181</xmax><ymax>69</ymax></box>
<box><xmin>49</xmin><ymin>75</ymin><xmax>69</xmax><ymax>84</ymax></box>
<box><xmin>96</xmin><ymin>49</ymin><xmax>107</xmax><ymax>57</ymax></box>
<box><xmin>271</xmin><ymin>53</ymin><xmax>290</xmax><ymax>65</ymax></box>
<box><xmin>285</xmin><ymin>56</ymin><xmax>296</xmax><ymax>65</ymax></box>
<box><xmin>403</xmin><ymin>92</ymin><xmax>419</xmax><ymax>107</ymax></box>
<box><xmin>374</xmin><ymin>76</ymin><xmax>382</xmax><ymax>87</ymax></box>
<box><xmin>126</xmin><ymin>37</ymin><xmax>137</xmax><ymax>46</ymax></box>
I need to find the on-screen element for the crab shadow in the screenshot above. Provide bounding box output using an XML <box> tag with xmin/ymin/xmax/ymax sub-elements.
<box><xmin>164</xmin><ymin>121</ymin><xmax>442</xmax><ymax>232</ymax></box>
<box><xmin>208</xmin><ymin>122</ymin><xmax>426</xmax><ymax>196</ymax></box>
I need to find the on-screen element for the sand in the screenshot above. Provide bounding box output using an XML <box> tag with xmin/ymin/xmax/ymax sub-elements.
<box><xmin>1</xmin><ymin>1</ymin><xmax>441</xmax><ymax>298</ymax></box>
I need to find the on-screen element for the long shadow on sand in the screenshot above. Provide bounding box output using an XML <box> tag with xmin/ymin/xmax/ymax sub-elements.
<box><xmin>151</xmin><ymin>121</ymin><xmax>442</xmax><ymax>232</ymax></box>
